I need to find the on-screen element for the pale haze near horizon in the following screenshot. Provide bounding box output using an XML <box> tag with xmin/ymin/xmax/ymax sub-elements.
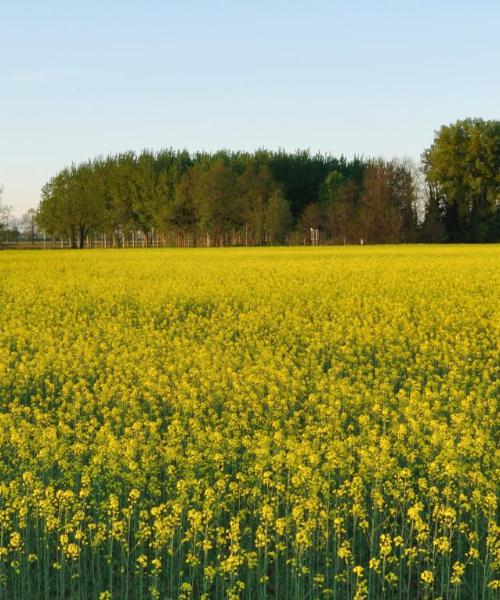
<box><xmin>1</xmin><ymin>0</ymin><xmax>499</xmax><ymax>217</ymax></box>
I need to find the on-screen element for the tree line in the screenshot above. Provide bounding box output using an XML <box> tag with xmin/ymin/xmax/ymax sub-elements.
<box><xmin>8</xmin><ymin>118</ymin><xmax>499</xmax><ymax>247</ymax></box>
<box><xmin>36</xmin><ymin>149</ymin><xmax>369</xmax><ymax>248</ymax></box>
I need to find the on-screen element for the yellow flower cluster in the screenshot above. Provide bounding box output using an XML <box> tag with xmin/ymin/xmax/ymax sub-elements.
<box><xmin>0</xmin><ymin>245</ymin><xmax>498</xmax><ymax>599</ymax></box>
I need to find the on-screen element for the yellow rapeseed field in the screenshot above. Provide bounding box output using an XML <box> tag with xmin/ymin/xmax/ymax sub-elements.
<box><xmin>0</xmin><ymin>246</ymin><xmax>498</xmax><ymax>600</ymax></box>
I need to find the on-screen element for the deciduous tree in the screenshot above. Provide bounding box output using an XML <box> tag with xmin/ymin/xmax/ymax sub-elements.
<box><xmin>423</xmin><ymin>118</ymin><xmax>500</xmax><ymax>241</ymax></box>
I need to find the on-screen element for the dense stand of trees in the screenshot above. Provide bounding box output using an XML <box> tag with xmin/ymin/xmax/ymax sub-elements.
<box><xmin>36</xmin><ymin>149</ymin><xmax>371</xmax><ymax>247</ymax></box>
<box><xmin>422</xmin><ymin>119</ymin><xmax>500</xmax><ymax>242</ymax></box>
<box><xmin>30</xmin><ymin>119</ymin><xmax>500</xmax><ymax>247</ymax></box>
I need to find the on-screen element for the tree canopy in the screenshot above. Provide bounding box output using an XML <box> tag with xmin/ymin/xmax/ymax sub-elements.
<box><xmin>33</xmin><ymin>121</ymin><xmax>500</xmax><ymax>247</ymax></box>
<box><xmin>423</xmin><ymin>118</ymin><xmax>500</xmax><ymax>242</ymax></box>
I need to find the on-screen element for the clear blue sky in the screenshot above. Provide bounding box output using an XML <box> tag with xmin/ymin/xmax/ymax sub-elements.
<box><xmin>1</xmin><ymin>0</ymin><xmax>499</xmax><ymax>216</ymax></box>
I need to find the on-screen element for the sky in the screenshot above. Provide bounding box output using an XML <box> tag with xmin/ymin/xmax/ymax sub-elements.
<box><xmin>1</xmin><ymin>0</ymin><xmax>499</xmax><ymax>217</ymax></box>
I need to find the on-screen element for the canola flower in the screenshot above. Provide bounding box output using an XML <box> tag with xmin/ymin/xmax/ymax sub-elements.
<box><xmin>0</xmin><ymin>245</ymin><xmax>498</xmax><ymax>599</ymax></box>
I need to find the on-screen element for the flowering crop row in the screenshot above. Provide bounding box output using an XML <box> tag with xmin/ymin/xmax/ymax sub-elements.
<box><xmin>0</xmin><ymin>246</ymin><xmax>498</xmax><ymax>599</ymax></box>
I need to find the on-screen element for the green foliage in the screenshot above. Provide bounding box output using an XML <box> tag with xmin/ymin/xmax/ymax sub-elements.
<box><xmin>37</xmin><ymin>150</ymin><xmax>366</xmax><ymax>247</ymax></box>
<box><xmin>34</xmin><ymin>120</ymin><xmax>499</xmax><ymax>246</ymax></box>
<box><xmin>423</xmin><ymin>118</ymin><xmax>500</xmax><ymax>241</ymax></box>
<box><xmin>319</xmin><ymin>169</ymin><xmax>346</xmax><ymax>204</ymax></box>
<box><xmin>191</xmin><ymin>161</ymin><xmax>242</xmax><ymax>245</ymax></box>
